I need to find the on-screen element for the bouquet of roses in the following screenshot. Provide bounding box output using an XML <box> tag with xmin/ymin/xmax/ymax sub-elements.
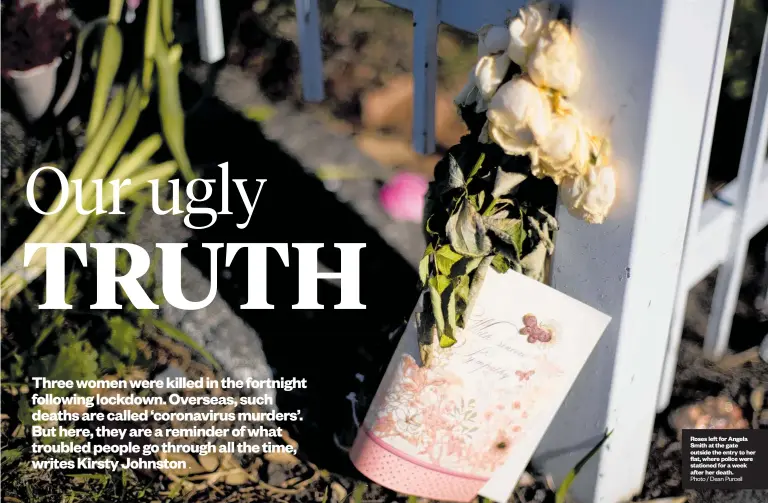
<box><xmin>417</xmin><ymin>1</ymin><xmax>617</xmax><ymax>365</ymax></box>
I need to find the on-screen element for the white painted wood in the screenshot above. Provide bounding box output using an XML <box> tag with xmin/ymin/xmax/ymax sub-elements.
<box><xmin>704</xmin><ymin>25</ymin><xmax>768</xmax><ymax>359</ymax></box>
<box><xmin>411</xmin><ymin>0</ymin><xmax>439</xmax><ymax>154</ymax></box>
<box><xmin>682</xmin><ymin>176</ymin><xmax>768</xmax><ymax>290</ymax></box>
<box><xmin>439</xmin><ymin>0</ymin><xmax>523</xmax><ymax>33</ymax></box>
<box><xmin>534</xmin><ymin>2</ymin><xmax>727</xmax><ymax>502</ymax></box>
<box><xmin>381</xmin><ymin>0</ymin><xmax>525</xmax><ymax>36</ymax></box>
<box><xmin>295</xmin><ymin>0</ymin><xmax>325</xmax><ymax>102</ymax></box>
<box><xmin>196</xmin><ymin>0</ymin><xmax>225</xmax><ymax>63</ymax></box>
<box><xmin>656</xmin><ymin>0</ymin><xmax>734</xmax><ymax>413</ymax></box>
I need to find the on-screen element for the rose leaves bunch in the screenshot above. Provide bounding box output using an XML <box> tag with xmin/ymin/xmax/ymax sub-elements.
<box><xmin>417</xmin><ymin>2</ymin><xmax>616</xmax><ymax>365</ymax></box>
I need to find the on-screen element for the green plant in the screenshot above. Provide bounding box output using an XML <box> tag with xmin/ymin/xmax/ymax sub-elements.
<box><xmin>0</xmin><ymin>0</ymin><xmax>194</xmax><ymax>306</ymax></box>
<box><xmin>416</xmin><ymin>138</ymin><xmax>559</xmax><ymax>365</ymax></box>
<box><xmin>555</xmin><ymin>430</ymin><xmax>612</xmax><ymax>503</ymax></box>
<box><xmin>723</xmin><ymin>0</ymin><xmax>767</xmax><ymax>100</ymax></box>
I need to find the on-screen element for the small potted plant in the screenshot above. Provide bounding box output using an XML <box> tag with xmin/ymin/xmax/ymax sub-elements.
<box><xmin>2</xmin><ymin>0</ymin><xmax>72</xmax><ymax>122</ymax></box>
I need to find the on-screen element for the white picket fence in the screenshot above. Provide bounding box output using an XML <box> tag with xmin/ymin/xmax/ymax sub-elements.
<box><xmin>196</xmin><ymin>0</ymin><xmax>768</xmax><ymax>501</ymax></box>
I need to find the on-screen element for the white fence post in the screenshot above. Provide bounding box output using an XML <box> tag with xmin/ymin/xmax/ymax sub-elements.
<box><xmin>533</xmin><ymin>1</ymin><xmax>729</xmax><ymax>502</ymax></box>
<box><xmin>704</xmin><ymin>24</ymin><xmax>768</xmax><ymax>359</ymax></box>
<box><xmin>196</xmin><ymin>0</ymin><xmax>225</xmax><ymax>63</ymax></box>
<box><xmin>656</xmin><ymin>0</ymin><xmax>734</xmax><ymax>412</ymax></box>
<box><xmin>411</xmin><ymin>0</ymin><xmax>439</xmax><ymax>154</ymax></box>
<box><xmin>295</xmin><ymin>0</ymin><xmax>325</xmax><ymax>102</ymax></box>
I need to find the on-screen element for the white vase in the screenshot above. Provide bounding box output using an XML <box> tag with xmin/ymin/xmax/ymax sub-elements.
<box><xmin>6</xmin><ymin>57</ymin><xmax>62</xmax><ymax>123</ymax></box>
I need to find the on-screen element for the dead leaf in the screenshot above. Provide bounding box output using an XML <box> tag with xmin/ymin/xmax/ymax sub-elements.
<box><xmin>264</xmin><ymin>451</ymin><xmax>300</xmax><ymax>466</ymax></box>
<box><xmin>224</xmin><ymin>470</ymin><xmax>250</xmax><ymax>485</ymax></box>
<box><xmin>446</xmin><ymin>202</ymin><xmax>492</xmax><ymax>257</ymax></box>
<box><xmin>331</xmin><ymin>481</ymin><xmax>348</xmax><ymax>502</ymax></box>
<box><xmin>717</xmin><ymin>347</ymin><xmax>760</xmax><ymax>370</ymax></box>
<box><xmin>281</xmin><ymin>430</ymin><xmax>299</xmax><ymax>449</ymax></box>
<box><xmin>517</xmin><ymin>471</ymin><xmax>535</xmax><ymax>487</ymax></box>
<box><xmin>198</xmin><ymin>453</ymin><xmax>220</xmax><ymax>472</ymax></box>
<box><xmin>750</xmin><ymin>385</ymin><xmax>765</xmax><ymax>413</ymax></box>
<box><xmin>161</xmin><ymin>453</ymin><xmax>203</xmax><ymax>476</ymax></box>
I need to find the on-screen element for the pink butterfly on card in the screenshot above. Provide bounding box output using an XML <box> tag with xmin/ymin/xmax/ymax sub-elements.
<box><xmin>515</xmin><ymin>369</ymin><xmax>535</xmax><ymax>381</ymax></box>
<box><xmin>520</xmin><ymin>314</ymin><xmax>552</xmax><ymax>343</ymax></box>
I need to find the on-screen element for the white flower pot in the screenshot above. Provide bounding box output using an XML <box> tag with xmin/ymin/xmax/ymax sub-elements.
<box><xmin>6</xmin><ymin>57</ymin><xmax>61</xmax><ymax>123</ymax></box>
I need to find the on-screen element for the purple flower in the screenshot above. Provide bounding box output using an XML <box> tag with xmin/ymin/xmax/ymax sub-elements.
<box><xmin>379</xmin><ymin>172</ymin><xmax>429</xmax><ymax>223</ymax></box>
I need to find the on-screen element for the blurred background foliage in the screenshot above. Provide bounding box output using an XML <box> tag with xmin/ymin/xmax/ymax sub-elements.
<box><xmin>725</xmin><ymin>0</ymin><xmax>767</xmax><ymax>101</ymax></box>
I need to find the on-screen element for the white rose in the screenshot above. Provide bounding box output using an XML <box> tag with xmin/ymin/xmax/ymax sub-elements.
<box><xmin>531</xmin><ymin>110</ymin><xmax>590</xmax><ymax>184</ymax></box>
<box><xmin>454</xmin><ymin>69</ymin><xmax>480</xmax><ymax>108</ymax></box>
<box><xmin>528</xmin><ymin>21</ymin><xmax>581</xmax><ymax>96</ymax></box>
<box><xmin>486</xmin><ymin>76</ymin><xmax>552</xmax><ymax>156</ymax></box>
<box><xmin>478</xmin><ymin>24</ymin><xmax>511</xmax><ymax>56</ymax></box>
<box><xmin>474</xmin><ymin>53</ymin><xmax>511</xmax><ymax>111</ymax></box>
<box><xmin>453</xmin><ymin>53</ymin><xmax>510</xmax><ymax>112</ymax></box>
<box><xmin>560</xmin><ymin>164</ymin><xmax>617</xmax><ymax>224</ymax></box>
<box><xmin>507</xmin><ymin>2</ymin><xmax>556</xmax><ymax>66</ymax></box>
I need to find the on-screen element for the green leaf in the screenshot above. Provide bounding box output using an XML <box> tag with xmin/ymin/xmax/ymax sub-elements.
<box><xmin>1</xmin><ymin>448</ymin><xmax>22</xmax><ymax>467</ymax></box>
<box><xmin>468</xmin><ymin>193</ymin><xmax>479</xmax><ymax>210</ymax></box>
<box><xmin>467</xmin><ymin>152</ymin><xmax>486</xmax><ymax>180</ymax></box>
<box><xmin>492</xmin><ymin>167</ymin><xmax>527</xmax><ymax>198</ymax></box>
<box><xmin>428</xmin><ymin>279</ymin><xmax>445</xmax><ymax>335</ymax></box>
<box><xmin>555</xmin><ymin>430</ymin><xmax>612</xmax><ymax>503</ymax></box>
<box><xmin>419</xmin><ymin>243</ymin><xmax>434</xmax><ymax>285</ymax></box>
<box><xmin>65</xmin><ymin>270</ymin><xmax>80</xmax><ymax>306</ymax></box>
<box><xmin>447</xmin><ymin>154</ymin><xmax>465</xmax><ymax>189</ymax></box>
<box><xmin>461</xmin><ymin>256</ymin><xmax>484</xmax><ymax>276</ymax></box>
<box><xmin>435</xmin><ymin>245</ymin><xmax>463</xmax><ymax>276</ymax></box>
<box><xmin>107</xmin><ymin>317</ymin><xmax>139</xmax><ymax>361</ymax></box>
<box><xmin>445</xmin><ymin>284</ymin><xmax>457</xmax><ymax>338</ymax></box>
<box><xmin>491</xmin><ymin>254</ymin><xmax>511</xmax><ymax>273</ymax></box>
<box><xmin>17</xmin><ymin>399</ymin><xmax>33</xmax><ymax>425</ymax></box>
<box><xmin>144</xmin><ymin>317</ymin><xmax>221</xmax><ymax>370</ymax></box>
<box><xmin>486</xmin><ymin>217</ymin><xmax>526</xmax><ymax>258</ymax></box>
<box><xmin>439</xmin><ymin>333</ymin><xmax>457</xmax><ymax>348</ymax></box>
<box><xmin>455</xmin><ymin>274</ymin><xmax>470</xmax><ymax>302</ymax></box>
<box><xmin>47</xmin><ymin>341</ymin><xmax>100</xmax><ymax>396</ymax></box>
<box><xmin>477</xmin><ymin>191</ymin><xmax>485</xmax><ymax>211</ymax></box>
<box><xmin>447</xmin><ymin>202</ymin><xmax>492</xmax><ymax>257</ymax></box>
<box><xmin>244</xmin><ymin>104</ymin><xmax>277</xmax><ymax>122</ymax></box>
<box><xmin>429</xmin><ymin>274</ymin><xmax>451</xmax><ymax>294</ymax></box>
<box><xmin>463</xmin><ymin>256</ymin><xmax>493</xmax><ymax>325</ymax></box>
<box><xmin>351</xmin><ymin>483</ymin><xmax>367</xmax><ymax>503</ymax></box>
<box><xmin>425</xmin><ymin>215</ymin><xmax>438</xmax><ymax>236</ymax></box>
